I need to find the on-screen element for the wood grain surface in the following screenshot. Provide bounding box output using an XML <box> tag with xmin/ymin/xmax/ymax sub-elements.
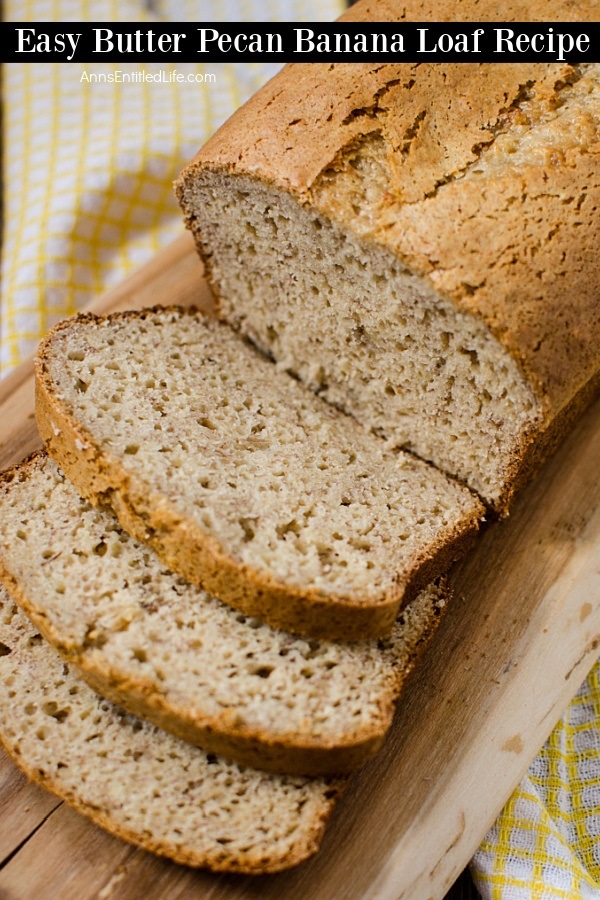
<box><xmin>0</xmin><ymin>232</ymin><xmax>598</xmax><ymax>900</ymax></box>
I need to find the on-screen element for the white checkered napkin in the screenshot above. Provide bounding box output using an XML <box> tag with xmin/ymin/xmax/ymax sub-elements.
<box><xmin>1</xmin><ymin>0</ymin><xmax>344</xmax><ymax>376</ymax></box>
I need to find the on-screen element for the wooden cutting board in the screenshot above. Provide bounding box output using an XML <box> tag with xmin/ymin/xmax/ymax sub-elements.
<box><xmin>0</xmin><ymin>232</ymin><xmax>599</xmax><ymax>900</ymax></box>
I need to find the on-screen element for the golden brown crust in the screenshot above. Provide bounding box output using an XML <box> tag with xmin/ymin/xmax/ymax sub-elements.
<box><xmin>0</xmin><ymin>731</ymin><xmax>342</xmax><ymax>873</ymax></box>
<box><xmin>34</xmin><ymin>308</ymin><xmax>481</xmax><ymax>642</ymax></box>
<box><xmin>492</xmin><ymin>367</ymin><xmax>600</xmax><ymax>514</ymax></box>
<box><xmin>177</xmin><ymin>0</ymin><xmax>600</xmax><ymax>493</ymax></box>
<box><xmin>0</xmin><ymin>453</ymin><xmax>452</xmax><ymax>776</ymax></box>
<box><xmin>0</xmin><ymin>548</ymin><xmax>372</xmax><ymax>777</ymax></box>
<box><xmin>0</xmin><ymin>451</ymin><xmax>449</xmax><ymax>776</ymax></box>
<box><xmin>382</xmin><ymin>155</ymin><xmax>600</xmax><ymax>425</ymax></box>
<box><xmin>342</xmin><ymin>0</ymin><xmax>598</xmax><ymax>20</ymax></box>
<box><xmin>0</xmin><ymin>661</ymin><xmax>344</xmax><ymax>876</ymax></box>
<box><xmin>0</xmin><ymin>570</ymin><xmax>347</xmax><ymax>873</ymax></box>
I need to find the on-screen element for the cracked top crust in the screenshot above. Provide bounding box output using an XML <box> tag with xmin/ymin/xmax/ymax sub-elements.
<box><xmin>184</xmin><ymin>0</ymin><xmax>600</xmax><ymax>419</ymax></box>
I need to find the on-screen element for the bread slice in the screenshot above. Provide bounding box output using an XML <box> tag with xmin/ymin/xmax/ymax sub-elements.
<box><xmin>176</xmin><ymin>4</ymin><xmax>600</xmax><ymax>515</ymax></box>
<box><xmin>35</xmin><ymin>307</ymin><xmax>483</xmax><ymax>641</ymax></box>
<box><xmin>0</xmin><ymin>587</ymin><xmax>343</xmax><ymax>874</ymax></box>
<box><xmin>0</xmin><ymin>452</ymin><xmax>447</xmax><ymax>776</ymax></box>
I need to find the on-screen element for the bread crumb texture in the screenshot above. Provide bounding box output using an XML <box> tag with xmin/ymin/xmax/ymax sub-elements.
<box><xmin>36</xmin><ymin>308</ymin><xmax>481</xmax><ymax>639</ymax></box>
<box><xmin>0</xmin><ymin>586</ymin><xmax>343</xmax><ymax>873</ymax></box>
<box><xmin>0</xmin><ymin>453</ymin><xmax>447</xmax><ymax>774</ymax></box>
<box><xmin>179</xmin><ymin>3</ymin><xmax>600</xmax><ymax>511</ymax></box>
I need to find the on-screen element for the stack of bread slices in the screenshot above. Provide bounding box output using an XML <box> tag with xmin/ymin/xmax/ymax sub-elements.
<box><xmin>0</xmin><ymin>305</ymin><xmax>483</xmax><ymax>873</ymax></box>
<box><xmin>2</xmin><ymin>0</ymin><xmax>599</xmax><ymax>876</ymax></box>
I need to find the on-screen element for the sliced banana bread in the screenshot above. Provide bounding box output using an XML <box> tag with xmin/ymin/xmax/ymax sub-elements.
<box><xmin>35</xmin><ymin>307</ymin><xmax>483</xmax><ymax>641</ymax></box>
<box><xmin>176</xmin><ymin>2</ymin><xmax>600</xmax><ymax>514</ymax></box>
<box><xmin>0</xmin><ymin>587</ymin><xmax>343</xmax><ymax>874</ymax></box>
<box><xmin>0</xmin><ymin>452</ymin><xmax>447</xmax><ymax>776</ymax></box>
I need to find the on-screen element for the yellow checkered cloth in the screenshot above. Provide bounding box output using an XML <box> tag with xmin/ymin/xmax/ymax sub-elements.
<box><xmin>1</xmin><ymin>0</ymin><xmax>344</xmax><ymax>374</ymax></box>
<box><xmin>2</xmin><ymin>3</ymin><xmax>600</xmax><ymax>897</ymax></box>
<box><xmin>472</xmin><ymin>663</ymin><xmax>600</xmax><ymax>899</ymax></box>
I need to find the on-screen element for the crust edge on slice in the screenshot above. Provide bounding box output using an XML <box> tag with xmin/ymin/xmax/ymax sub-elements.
<box><xmin>35</xmin><ymin>307</ymin><xmax>483</xmax><ymax>641</ymax></box>
<box><xmin>0</xmin><ymin>588</ymin><xmax>345</xmax><ymax>875</ymax></box>
<box><xmin>0</xmin><ymin>452</ymin><xmax>450</xmax><ymax>777</ymax></box>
